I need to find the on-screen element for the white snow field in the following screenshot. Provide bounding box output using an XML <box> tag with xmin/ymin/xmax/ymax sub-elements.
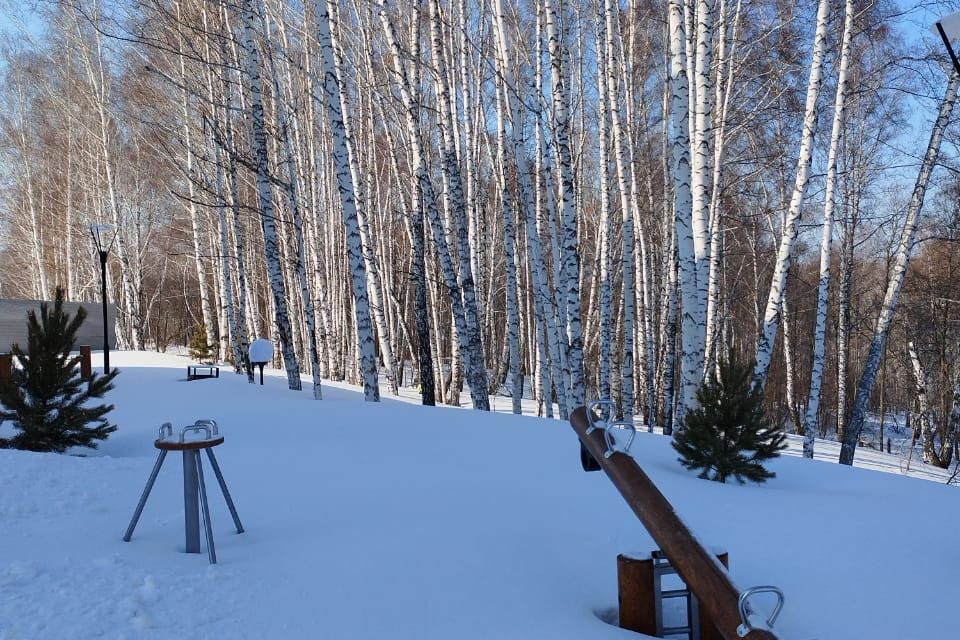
<box><xmin>0</xmin><ymin>351</ymin><xmax>957</xmax><ymax>640</ymax></box>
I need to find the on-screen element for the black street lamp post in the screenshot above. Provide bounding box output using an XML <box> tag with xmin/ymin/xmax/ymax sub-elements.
<box><xmin>89</xmin><ymin>223</ymin><xmax>117</xmax><ymax>374</ymax></box>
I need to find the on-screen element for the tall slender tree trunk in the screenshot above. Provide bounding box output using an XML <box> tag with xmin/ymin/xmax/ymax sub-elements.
<box><xmin>378</xmin><ymin>0</ymin><xmax>488</xmax><ymax>409</ymax></box>
<box><xmin>427</xmin><ymin>0</ymin><xmax>489</xmax><ymax>410</ymax></box>
<box><xmin>315</xmin><ymin>0</ymin><xmax>380</xmax><ymax>401</ymax></box>
<box><xmin>265</xmin><ymin>19</ymin><xmax>324</xmax><ymax>399</ymax></box>
<box><xmin>690</xmin><ymin>0</ymin><xmax>714</xmax><ymax>364</ymax></box>
<box><xmin>238</xmin><ymin>0</ymin><xmax>302</xmax><ymax>390</ymax></box>
<box><xmin>704</xmin><ymin>0</ymin><xmax>742</xmax><ymax>373</ymax></box>
<box><xmin>492</xmin><ymin>29</ymin><xmax>522</xmax><ymax>415</ymax></box>
<box><xmin>594</xmin><ymin>3</ymin><xmax>614</xmax><ymax>403</ymax></box>
<box><xmin>544</xmin><ymin>0</ymin><xmax>585</xmax><ymax>410</ymax></box>
<box><xmin>329</xmin><ymin>2</ymin><xmax>399</xmax><ymax>396</ymax></box>
<box><xmin>604</xmin><ymin>0</ymin><xmax>636</xmax><ymax>422</ymax></box>
<box><xmin>803</xmin><ymin>0</ymin><xmax>853</xmax><ymax>458</ymax></box>
<box><xmin>668</xmin><ymin>0</ymin><xmax>702</xmax><ymax>426</ymax></box>
<box><xmin>907</xmin><ymin>342</ymin><xmax>937</xmax><ymax>464</ymax></box>
<box><xmin>752</xmin><ymin>0</ymin><xmax>830</xmax><ymax>386</ymax></box>
<box><xmin>840</xmin><ymin>70</ymin><xmax>960</xmax><ymax>465</ymax></box>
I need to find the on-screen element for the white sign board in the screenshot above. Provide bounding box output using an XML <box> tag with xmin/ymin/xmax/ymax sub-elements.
<box><xmin>249</xmin><ymin>338</ymin><xmax>273</xmax><ymax>363</ymax></box>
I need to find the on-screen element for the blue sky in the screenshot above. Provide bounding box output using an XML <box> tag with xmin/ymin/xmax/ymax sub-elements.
<box><xmin>0</xmin><ymin>1</ymin><xmax>46</xmax><ymax>41</ymax></box>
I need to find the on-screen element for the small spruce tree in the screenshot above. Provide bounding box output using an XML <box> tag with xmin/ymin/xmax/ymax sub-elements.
<box><xmin>188</xmin><ymin>324</ymin><xmax>213</xmax><ymax>363</ymax></box>
<box><xmin>672</xmin><ymin>352</ymin><xmax>786</xmax><ymax>484</ymax></box>
<box><xmin>0</xmin><ymin>288</ymin><xmax>118</xmax><ymax>453</ymax></box>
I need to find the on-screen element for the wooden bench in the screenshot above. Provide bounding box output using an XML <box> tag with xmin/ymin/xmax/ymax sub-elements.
<box><xmin>187</xmin><ymin>365</ymin><xmax>220</xmax><ymax>381</ymax></box>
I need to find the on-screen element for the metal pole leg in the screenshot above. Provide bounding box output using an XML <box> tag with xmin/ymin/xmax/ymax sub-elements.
<box><xmin>123</xmin><ymin>450</ymin><xmax>168</xmax><ymax>541</ymax></box>
<box><xmin>196</xmin><ymin>451</ymin><xmax>217</xmax><ymax>564</ymax></box>
<box><xmin>183</xmin><ymin>450</ymin><xmax>201</xmax><ymax>553</ymax></box>
<box><xmin>205</xmin><ymin>448</ymin><xmax>244</xmax><ymax>533</ymax></box>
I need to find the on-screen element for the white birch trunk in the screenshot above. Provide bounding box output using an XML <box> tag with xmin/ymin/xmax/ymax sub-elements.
<box><xmin>604</xmin><ymin>0</ymin><xmax>635</xmax><ymax>422</ymax></box>
<box><xmin>376</xmin><ymin>94</ymin><xmax>436</xmax><ymax>405</ymax></box>
<box><xmin>224</xmin><ymin>107</ymin><xmax>253</xmax><ymax>380</ymax></box>
<box><xmin>427</xmin><ymin>0</ymin><xmax>489</xmax><ymax>410</ymax></box>
<box><xmin>703</xmin><ymin>0</ymin><xmax>742</xmax><ymax>372</ymax></box>
<box><xmin>264</xmin><ymin>23</ymin><xmax>324</xmax><ymax>399</ymax></box>
<box><xmin>202</xmin><ymin>19</ymin><xmax>242</xmax><ymax>370</ymax></box>
<box><xmin>13</xmin><ymin>76</ymin><xmax>48</xmax><ymax>299</ymax></box>
<box><xmin>752</xmin><ymin>0</ymin><xmax>830</xmax><ymax>386</ymax></box>
<box><xmin>176</xmin><ymin>36</ymin><xmax>219</xmax><ymax>359</ymax></box>
<box><xmin>494</xmin><ymin>84</ymin><xmax>523</xmax><ymax>415</ymax></box>
<box><xmin>315</xmin><ymin>0</ymin><xmax>381</xmax><ymax>401</ymax></box>
<box><xmin>329</xmin><ymin>3</ymin><xmax>400</xmax><ymax>396</ymax></box>
<box><xmin>507</xmin><ymin>6</ymin><xmax>567</xmax><ymax>419</ymax></box>
<box><xmin>802</xmin><ymin>0</ymin><xmax>853</xmax><ymax>458</ymax></box>
<box><xmin>840</xmin><ymin>70</ymin><xmax>960</xmax><ymax>465</ymax></box>
<box><xmin>594</xmin><ymin>3</ymin><xmax>614</xmax><ymax>402</ymax></box>
<box><xmin>378</xmin><ymin>0</ymin><xmax>488</xmax><ymax>410</ymax></box>
<box><xmin>544</xmin><ymin>0</ymin><xmax>585</xmax><ymax>409</ymax></box>
<box><xmin>668</xmin><ymin>0</ymin><xmax>703</xmax><ymax>426</ymax></box>
<box><xmin>907</xmin><ymin>342</ymin><xmax>936</xmax><ymax>464</ymax></box>
<box><xmin>836</xmin><ymin>205</ymin><xmax>853</xmax><ymax>437</ymax></box>
<box><xmin>239</xmin><ymin>0</ymin><xmax>302</xmax><ymax>390</ymax></box>
<box><xmin>690</xmin><ymin>0</ymin><xmax>713</xmax><ymax>347</ymax></box>
<box><xmin>536</xmin><ymin>6</ymin><xmax>571</xmax><ymax>416</ymax></box>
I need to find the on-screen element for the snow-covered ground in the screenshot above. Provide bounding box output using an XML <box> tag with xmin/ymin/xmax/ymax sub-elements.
<box><xmin>1</xmin><ymin>351</ymin><xmax>957</xmax><ymax>640</ymax></box>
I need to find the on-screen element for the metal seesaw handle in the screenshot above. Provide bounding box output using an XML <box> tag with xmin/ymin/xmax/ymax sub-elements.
<box><xmin>179</xmin><ymin>425</ymin><xmax>212</xmax><ymax>443</ymax></box>
<box><xmin>193</xmin><ymin>419</ymin><xmax>219</xmax><ymax>436</ymax></box>
<box><xmin>158</xmin><ymin>422</ymin><xmax>173</xmax><ymax>440</ymax></box>
<box><xmin>586</xmin><ymin>399</ymin><xmax>617</xmax><ymax>434</ymax></box>
<box><xmin>737</xmin><ymin>585</ymin><xmax>784</xmax><ymax>637</ymax></box>
<box><xmin>603</xmin><ymin>420</ymin><xmax>637</xmax><ymax>458</ymax></box>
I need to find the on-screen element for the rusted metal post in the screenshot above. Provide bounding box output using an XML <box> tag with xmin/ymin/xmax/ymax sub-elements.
<box><xmin>79</xmin><ymin>346</ymin><xmax>92</xmax><ymax>381</ymax></box>
<box><xmin>0</xmin><ymin>353</ymin><xmax>11</xmax><ymax>385</ymax></box>
<box><xmin>570</xmin><ymin>406</ymin><xmax>781</xmax><ymax>640</ymax></box>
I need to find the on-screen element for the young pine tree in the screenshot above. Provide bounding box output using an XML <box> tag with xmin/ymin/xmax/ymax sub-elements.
<box><xmin>673</xmin><ymin>353</ymin><xmax>786</xmax><ymax>483</ymax></box>
<box><xmin>0</xmin><ymin>288</ymin><xmax>118</xmax><ymax>453</ymax></box>
<box><xmin>188</xmin><ymin>324</ymin><xmax>213</xmax><ymax>363</ymax></box>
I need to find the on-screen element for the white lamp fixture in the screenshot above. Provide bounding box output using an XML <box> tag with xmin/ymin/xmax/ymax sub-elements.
<box><xmin>933</xmin><ymin>12</ymin><xmax>960</xmax><ymax>76</ymax></box>
<box><xmin>88</xmin><ymin>223</ymin><xmax>117</xmax><ymax>254</ymax></box>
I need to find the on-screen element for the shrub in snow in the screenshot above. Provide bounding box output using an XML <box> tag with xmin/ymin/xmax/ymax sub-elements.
<box><xmin>0</xmin><ymin>288</ymin><xmax>118</xmax><ymax>453</ymax></box>
<box><xmin>672</xmin><ymin>352</ymin><xmax>786</xmax><ymax>484</ymax></box>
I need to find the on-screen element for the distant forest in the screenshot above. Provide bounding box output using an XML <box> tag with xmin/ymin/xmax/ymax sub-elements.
<box><xmin>2</xmin><ymin>0</ymin><xmax>960</xmax><ymax>465</ymax></box>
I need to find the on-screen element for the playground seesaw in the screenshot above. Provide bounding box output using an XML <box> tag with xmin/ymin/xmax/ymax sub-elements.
<box><xmin>570</xmin><ymin>404</ymin><xmax>785</xmax><ymax>640</ymax></box>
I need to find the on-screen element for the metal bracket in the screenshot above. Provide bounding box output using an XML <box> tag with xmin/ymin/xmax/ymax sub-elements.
<box><xmin>737</xmin><ymin>585</ymin><xmax>784</xmax><ymax>637</ymax></box>
<box><xmin>586</xmin><ymin>399</ymin><xmax>616</xmax><ymax>434</ymax></box>
<box><xmin>158</xmin><ymin>422</ymin><xmax>173</xmax><ymax>440</ymax></box>
<box><xmin>603</xmin><ymin>420</ymin><xmax>636</xmax><ymax>458</ymax></box>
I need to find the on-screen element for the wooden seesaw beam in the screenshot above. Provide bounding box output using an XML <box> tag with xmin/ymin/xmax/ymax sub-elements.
<box><xmin>570</xmin><ymin>406</ymin><xmax>781</xmax><ymax>640</ymax></box>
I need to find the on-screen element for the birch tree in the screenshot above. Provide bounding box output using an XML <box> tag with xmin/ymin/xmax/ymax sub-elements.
<box><xmin>544</xmin><ymin>0</ymin><xmax>585</xmax><ymax>409</ymax></box>
<box><xmin>603</xmin><ymin>0</ymin><xmax>636</xmax><ymax>422</ymax></box>
<box><xmin>238</xmin><ymin>0</ymin><xmax>302</xmax><ymax>390</ymax></box>
<box><xmin>378</xmin><ymin>0</ymin><xmax>489</xmax><ymax>410</ymax></box>
<box><xmin>840</xmin><ymin>70</ymin><xmax>960</xmax><ymax>466</ymax></box>
<box><xmin>427</xmin><ymin>0</ymin><xmax>490</xmax><ymax>410</ymax></box>
<box><xmin>752</xmin><ymin>0</ymin><xmax>830</xmax><ymax>387</ymax></box>
<box><xmin>802</xmin><ymin>0</ymin><xmax>853</xmax><ymax>458</ymax></box>
<box><xmin>668</xmin><ymin>0</ymin><xmax>703</xmax><ymax>425</ymax></box>
<box><xmin>315</xmin><ymin>0</ymin><xmax>380</xmax><ymax>401</ymax></box>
